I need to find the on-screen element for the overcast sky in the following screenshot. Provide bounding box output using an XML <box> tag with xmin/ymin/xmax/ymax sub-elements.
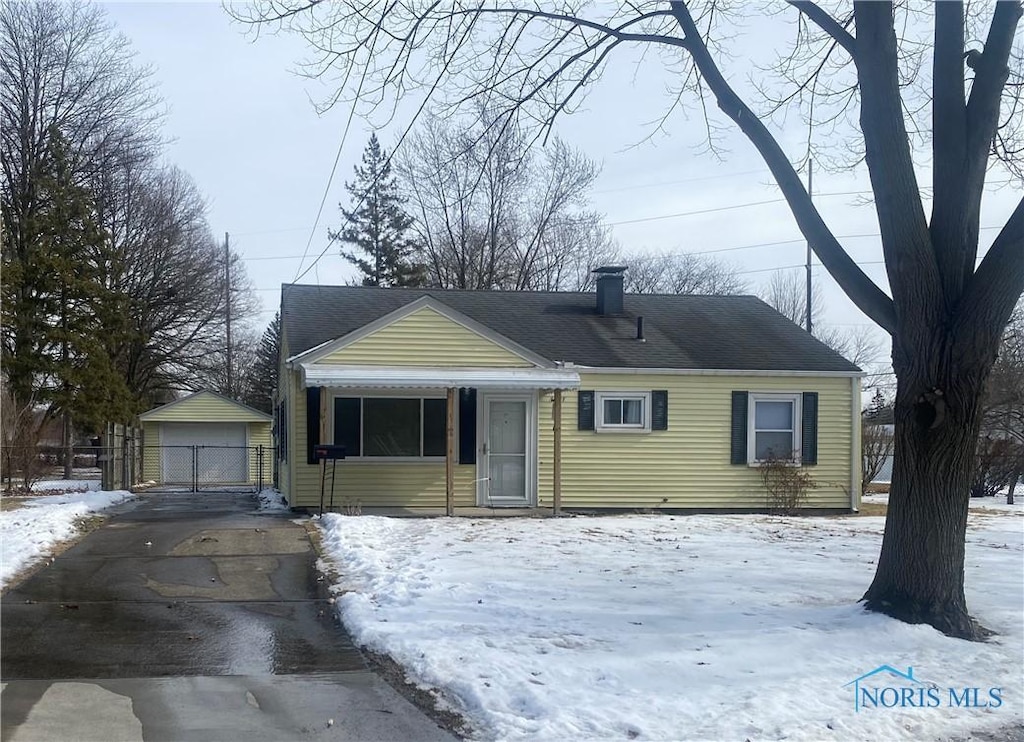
<box><xmin>100</xmin><ymin>2</ymin><xmax>1020</xmax><ymax>371</ymax></box>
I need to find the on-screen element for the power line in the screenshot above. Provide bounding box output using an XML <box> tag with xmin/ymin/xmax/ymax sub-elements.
<box><xmin>590</xmin><ymin>168</ymin><xmax>770</xmax><ymax>195</ymax></box>
<box><xmin>234</xmin><ymin>176</ymin><xmax>1015</xmax><ymax>240</ymax></box>
<box><xmin>292</xmin><ymin>14</ymin><xmax>383</xmax><ymax>281</ymax></box>
<box><xmin>605</xmin><ymin>198</ymin><xmax>785</xmax><ymax>226</ymax></box>
<box><xmin>239</xmin><ymin>223</ymin><xmax>1005</xmax><ymax>270</ymax></box>
<box><xmin>257</xmin><ymin>249</ymin><xmax>994</xmax><ymax>292</ymax></box>
<box><xmin>237</xmin><ymin>188</ymin><xmax>876</xmax><ymax>239</ymax></box>
<box><xmin>292</xmin><ymin>31</ymin><xmax>475</xmax><ymax>284</ymax></box>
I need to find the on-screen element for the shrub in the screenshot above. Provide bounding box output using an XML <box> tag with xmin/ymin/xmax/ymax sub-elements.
<box><xmin>759</xmin><ymin>451</ymin><xmax>817</xmax><ymax>516</ymax></box>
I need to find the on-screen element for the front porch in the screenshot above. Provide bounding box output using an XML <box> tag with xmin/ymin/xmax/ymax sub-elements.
<box><xmin>298</xmin><ymin>363</ymin><xmax>579</xmax><ymax>514</ymax></box>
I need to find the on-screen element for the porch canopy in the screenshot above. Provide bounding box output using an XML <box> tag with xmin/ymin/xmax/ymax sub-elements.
<box><xmin>299</xmin><ymin>363</ymin><xmax>580</xmax><ymax>390</ymax></box>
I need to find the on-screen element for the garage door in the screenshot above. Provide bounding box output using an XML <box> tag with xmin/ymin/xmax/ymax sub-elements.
<box><xmin>160</xmin><ymin>423</ymin><xmax>247</xmax><ymax>484</ymax></box>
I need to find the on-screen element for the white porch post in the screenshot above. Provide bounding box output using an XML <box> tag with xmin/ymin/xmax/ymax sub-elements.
<box><xmin>446</xmin><ymin>387</ymin><xmax>455</xmax><ymax>516</ymax></box>
<box><xmin>552</xmin><ymin>388</ymin><xmax>563</xmax><ymax>516</ymax></box>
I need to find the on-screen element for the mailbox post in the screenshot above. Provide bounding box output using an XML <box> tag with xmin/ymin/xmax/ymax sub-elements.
<box><xmin>314</xmin><ymin>444</ymin><xmax>346</xmax><ymax>517</ymax></box>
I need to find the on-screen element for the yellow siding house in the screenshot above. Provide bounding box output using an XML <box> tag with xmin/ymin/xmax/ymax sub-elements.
<box><xmin>276</xmin><ymin>269</ymin><xmax>862</xmax><ymax>513</ymax></box>
<box><xmin>139</xmin><ymin>390</ymin><xmax>272</xmax><ymax>488</ymax></box>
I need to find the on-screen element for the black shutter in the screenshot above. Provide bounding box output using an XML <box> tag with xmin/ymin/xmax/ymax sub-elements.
<box><xmin>458</xmin><ymin>388</ymin><xmax>477</xmax><ymax>464</ymax></box>
<box><xmin>280</xmin><ymin>399</ymin><xmax>288</xmax><ymax>459</ymax></box>
<box><xmin>578</xmin><ymin>391</ymin><xmax>595</xmax><ymax>430</ymax></box>
<box><xmin>730</xmin><ymin>391</ymin><xmax>748</xmax><ymax>465</ymax></box>
<box><xmin>802</xmin><ymin>392</ymin><xmax>819</xmax><ymax>465</ymax></box>
<box><xmin>306</xmin><ymin>387</ymin><xmax>320</xmax><ymax>465</ymax></box>
<box><xmin>651</xmin><ymin>390</ymin><xmax>668</xmax><ymax>431</ymax></box>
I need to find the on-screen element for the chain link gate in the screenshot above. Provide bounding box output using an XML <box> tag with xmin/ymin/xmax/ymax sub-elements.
<box><xmin>141</xmin><ymin>445</ymin><xmax>268</xmax><ymax>492</ymax></box>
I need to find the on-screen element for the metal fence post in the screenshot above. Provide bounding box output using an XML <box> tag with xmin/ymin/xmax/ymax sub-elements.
<box><xmin>192</xmin><ymin>445</ymin><xmax>198</xmax><ymax>493</ymax></box>
<box><xmin>121</xmin><ymin>432</ymin><xmax>129</xmax><ymax>491</ymax></box>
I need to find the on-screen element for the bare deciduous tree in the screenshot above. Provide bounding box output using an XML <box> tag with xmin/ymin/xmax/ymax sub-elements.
<box><xmin>91</xmin><ymin>163</ymin><xmax>258</xmax><ymax>404</ymax></box>
<box><xmin>0</xmin><ymin>376</ymin><xmax>45</xmax><ymax>491</ymax></box>
<box><xmin>862</xmin><ymin>389</ymin><xmax>895</xmax><ymax>492</ymax></box>
<box><xmin>397</xmin><ymin>110</ymin><xmax>614</xmax><ymax>290</ymax></box>
<box><xmin>1</xmin><ymin>0</ymin><xmax>257</xmax><ymax>420</ymax></box>
<box><xmin>619</xmin><ymin>251</ymin><xmax>746</xmax><ymax>295</ymax></box>
<box><xmin>762</xmin><ymin>270</ymin><xmax>886</xmax><ymax>369</ymax></box>
<box><xmin>973</xmin><ymin>301</ymin><xmax>1024</xmax><ymax>503</ymax></box>
<box><xmin>762</xmin><ymin>270</ymin><xmax>825</xmax><ymax>329</ymax></box>
<box><xmin>238</xmin><ymin>1</ymin><xmax>1024</xmax><ymax>639</ymax></box>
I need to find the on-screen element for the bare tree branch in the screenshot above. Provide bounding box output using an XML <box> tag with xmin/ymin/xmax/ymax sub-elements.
<box><xmin>853</xmin><ymin>1</ymin><xmax>937</xmax><ymax>322</ymax></box>
<box><xmin>786</xmin><ymin>1</ymin><xmax>856</xmax><ymax>56</ymax></box>
<box><xmin>669</xmin><ymin>1</ymin><xmax>896</xmax><ymax>331</ymax></box>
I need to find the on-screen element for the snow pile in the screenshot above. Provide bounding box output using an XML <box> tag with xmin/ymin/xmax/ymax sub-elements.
<box><xmin>256</xmin><ymin>488</ymin><xmax>289</xmax><ymax>512</ymax></box>
<box><xmin>319</xmin><ymin>513</ymin><xmax>1023</xmax><ymax>741</ymax></box>
<box><xmin>1</xmin><ymin>490</ymin><xmax>133</xmax><ymax>587</ymax></box>
<box><xmin>30</xmin><ymin>479</ymin><xmax>101</xmax><ymax>493</ymax></box>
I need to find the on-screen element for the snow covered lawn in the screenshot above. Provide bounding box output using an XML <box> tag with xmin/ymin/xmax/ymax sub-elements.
<box><xmin>319</xmin><ymin>510</ymin><xmax>1023</xmax><ymax>741</ymax></box>
<box><xmin>863</xmin><ymin>491</ymin><xmax>1023</xmax><ymax>515</ymax></box>
<box><xmin>29</xmin><ymin>478</ymin><xmax>102</xmax><ymax>493</ymax></box>
<box><xmin>1</xmin><ymin>490</ymin><xmax>133</xmax><ymax>588</ymax></box>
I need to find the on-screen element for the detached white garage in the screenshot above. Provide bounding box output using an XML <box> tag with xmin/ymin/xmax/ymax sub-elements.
<box><xmin>139</xmin><ymin>390</ymin><xmax>272</xmax><ymax>488</ymax></box>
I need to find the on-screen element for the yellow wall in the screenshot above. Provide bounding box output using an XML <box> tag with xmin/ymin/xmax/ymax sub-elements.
<box><xmin>277</xmin><ymin>329</ymin><xmax>291</xmax><ymax>497</ymax></box>
<box><xmin>537</xmin><ymin>373</ymin><xmax>857</xmax><ymax>510</ymax></box>
<box><xmin>142</xmin><ymin>421</ymin><xmax>160</xmax><ymax>483</ymax></box>
<box><xmin>313</xmin><ymin>306</ymin><xmax>535</xmax><ymax>367</ymax></box>
<box><xmin>247</xmin><ymin>422</ymin><xmax>272</xmax><ymax>486</ymax></box>
<box><xmin>279</xmin><ymin>370</ymin><xmax>857</xmax><ymax>510</ymax></box>
<box><xmin>141</xmin><ymin>392</ymin><xmax>270</xmax><ymax>423</ymax></box>
<box><xmin>284</xmin><ymin>370</ymin><xmax>477</xmax><ymax>508</ymax></box>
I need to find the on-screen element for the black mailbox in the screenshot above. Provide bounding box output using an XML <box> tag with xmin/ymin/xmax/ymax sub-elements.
<box><xmin>314</xmin><ymin>444</ymin><xmax>346</xmax><ymax>461</ymax></box>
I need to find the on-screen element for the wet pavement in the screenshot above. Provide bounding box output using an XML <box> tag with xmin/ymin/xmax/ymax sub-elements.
<box><xmin>0</xmin><ymin>491</ymin><xmax>456</xmax><ymax>741</ymax></box>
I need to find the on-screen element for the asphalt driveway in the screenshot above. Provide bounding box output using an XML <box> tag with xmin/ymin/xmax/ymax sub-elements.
<box><xmin>0</xmin><ymin>491</ymin><xmax>454</xmax><ymax>741</ymax></box>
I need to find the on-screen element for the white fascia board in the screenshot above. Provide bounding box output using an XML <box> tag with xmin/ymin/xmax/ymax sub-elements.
<box><xmin>300</xmin><ymin>364</ymin><xmax>580</xmax><ymax>390</ymax></box>
<box><xmin>575</xmin><ymin>366</ymin><xmax>866</xmax><ymax>378</ymax></box>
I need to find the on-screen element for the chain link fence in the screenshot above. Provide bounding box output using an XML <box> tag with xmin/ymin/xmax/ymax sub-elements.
<box><xmin>141</xmin><ymin>445</ymin><xmax>269</xmax><ymax>492</ymax></box>
<box><xmin>1</xmin><ymin>444</ymin><xmax>105</xmax><ymax>492</ymax></box>
<box><xmin>2</xmin><ymin>441</ymin><xmax>270</xmax><ymax>493</ymax></box>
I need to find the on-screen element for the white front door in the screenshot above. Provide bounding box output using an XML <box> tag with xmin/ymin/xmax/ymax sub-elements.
<box><xmin>479</xmin><ymin>394</ymin><xmax>534</xmax><ymax>507</ymax></box>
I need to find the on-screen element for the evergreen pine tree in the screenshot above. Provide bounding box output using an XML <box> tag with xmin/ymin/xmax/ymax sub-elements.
<box><xmin>1</xmin><ymin>128</ymin><xmax>135</xmax><ymax>436</ymax></box>
<box><xmin>239</xmin><ymin>312</ymin><xmax>280</xmax><ymax>413</ymax></box>
<box><xmin>330</xmin><ymin>134</ymin><xmax>425</xmax><ymax>287</ymax></box>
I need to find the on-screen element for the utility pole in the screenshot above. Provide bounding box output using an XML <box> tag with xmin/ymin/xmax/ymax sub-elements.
<box><xmin>225</xmin><ymin>232</ymin><xmax>232</xmax><ymax>398</ymax></box>
<box><xmin>805</xmin><ymin>160</ymin><xmax>814</xmax><ymax>334</ymax></box>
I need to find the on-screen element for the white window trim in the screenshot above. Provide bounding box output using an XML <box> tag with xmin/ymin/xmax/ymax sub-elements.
<box><xmin>595</xmin><ymin>391</ymin><xmax>652</xmax><ymax>433</ymax></box>
<box><xmin>328</xmin><ymin>391</ymin><xmax>449</xmax><ymax>462</ymax></box>
<box><xmin>747</xmin><ymin>392</ymin><xmax>802</xmax><ymax>466</ymax></box>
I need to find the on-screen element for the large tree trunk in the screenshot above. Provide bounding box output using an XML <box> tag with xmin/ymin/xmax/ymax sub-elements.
<box><xmin>862</xmin><ymin>326</ymin><xmax>996</xmax><ymax>640</ymax></box>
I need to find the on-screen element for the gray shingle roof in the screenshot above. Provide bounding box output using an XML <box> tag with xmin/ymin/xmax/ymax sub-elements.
<box><xmin>280</xmin><ymin>284</ymin><xmax>861</xmax><ymax>373</ymax></box>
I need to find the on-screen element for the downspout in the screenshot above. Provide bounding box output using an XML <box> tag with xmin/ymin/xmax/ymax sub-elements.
<box><xmin>851</xmin><ymin>376</ymin><xmax>861</xmax><ymax>512</ymax></box>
